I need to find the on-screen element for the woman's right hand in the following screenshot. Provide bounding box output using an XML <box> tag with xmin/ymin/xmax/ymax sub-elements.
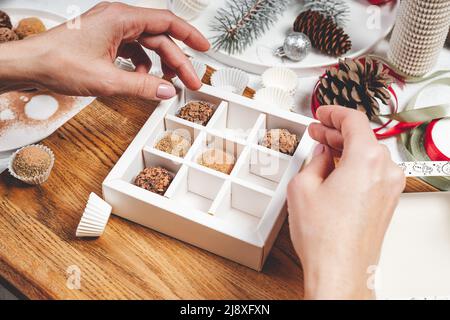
<box><xmin>0</xmin><ymin>2</ymin><xmax>210</xmax><ymax>99</ymax></box>
<box><xmin>287</xmin><ymin>106</ymin><xmax>406</xmax><ymax>300</ymax></box>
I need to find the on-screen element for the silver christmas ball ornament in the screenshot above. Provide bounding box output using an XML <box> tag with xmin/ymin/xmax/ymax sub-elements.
<box><xmin>275</xmin><ymin>32</ymin><xmax>311</xmax><ymax>62</ymax></box>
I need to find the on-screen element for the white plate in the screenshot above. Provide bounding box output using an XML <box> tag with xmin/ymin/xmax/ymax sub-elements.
<box><xmin>138</xmin><ymin>0</ymin><xmax>399</xmax><ymax>75</ymax></box>
<box><xmin>0</xmin><ymin>8</ymin><xmax>96</xmax><ymax>153</ymax></box>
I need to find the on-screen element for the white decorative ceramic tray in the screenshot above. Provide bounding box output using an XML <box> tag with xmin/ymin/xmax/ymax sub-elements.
<box><xmin>103</xmin><ymin>83</ymin><xmax>315</xmax><ymax>270</ymax></box>
<box><xmin>137</xmin><ymin>0</ymin><xmax>399</xmax><ymax>75</ymax></box>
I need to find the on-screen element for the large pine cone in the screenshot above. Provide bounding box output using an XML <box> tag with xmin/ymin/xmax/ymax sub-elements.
<box><xmin>294</xmin><ymin>10</ymin><xmax>351</xmax><ymax>56</ymax></box>
<box><xmin>317</xmin><ymin>58</ymin><xmax>394</xmax><ymax>120</ymax></box>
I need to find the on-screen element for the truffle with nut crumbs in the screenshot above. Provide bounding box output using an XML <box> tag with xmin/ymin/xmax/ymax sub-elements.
<box><xmin>12</xmin><ymin>145</ymin><xmax>52</xmax><ymax>179</ymax></box>
<box><xmin>0</xmin><ymin>27</ymin><xmax>18</xmax><ymax>43</ymax></box>
<box><xmin>0</xmin><ymin>11</ymin><xmax>12</xmax><ymax>29</ymax></box>
<box><xmin>177</xmin><ymin>101</ymin><xmax>214</xmax><ymax>126</ymax></box>
<box><xmin>135</xmin><ymin>167</ymin><xmax>174</xmax><ymax>195</ymax></box>
<box><xmin>155</xmin><ymin>131</ymin><xmax>191</xmax><ymax>158</ymax></box>
<box><xmin>15</xmin><ymin>17</ymin><xmax>46</xmax><ymax>39</ymax></box>
<box><xmin>198</xmin><ymin>149</ymin><xmax>235</xmax><ymax>175</ymax></box>
<box><xmin>261</xmin><ymin>129</ymin><xmax>299</xmax><ymax>156</ymax></box>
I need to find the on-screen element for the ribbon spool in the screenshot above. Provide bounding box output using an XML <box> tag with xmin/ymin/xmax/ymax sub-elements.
<box><xmin>396</xmin><ymin>78</ymin><xmax>450</xmax><ymax>190</ymax></box>
<box><xmin>311</xmin><ymin>59</ymin><xmax>450</xmax><ymax>190</ymax></box>
<box><xmin>424</xmin><ymin>119</ymin><xmax>450</xmax><ymax>162</ymax></box>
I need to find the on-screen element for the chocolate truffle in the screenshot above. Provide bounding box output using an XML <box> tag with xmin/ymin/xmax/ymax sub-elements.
<box><xmin>0</xmin><ymin>27</ymin><xmax>18</xmax><ymax>43</ymax></box>
<box><xmin>15</xmin><ymin>17</ymin><xmax>46</xmax><ymax>39</ymax></box>
<box><xmin>198</xmin><ymin>149</ymin><xmax>235</xmax><ymax>175</ymax></box>
<box><xmin>135</xmin><ymin>167</ymin><xmax>174</xmax><ymax>195</ymax></box>
<box><xmin>177</xmin><ymin>101</ymin><xmax>214</xmax><ymax>126</ymax></box>
<box><xmin>0</xmin><ymin>11</ymin><xmax>12</xmax><ymax>29</ymax></box>
<box><xmin>155</xmin><ymin>131</ymin><xmax>191</xmax><ymax>158</ymax></box>
<box><xmin>12</xmin><ymin>145</ymin><xmax>52</xmax><ymax>178</ymax></box>
<box><xmin>261</xmin><ymin>129</ymin><xmax>299</xmax><ymax>156</ymax></box>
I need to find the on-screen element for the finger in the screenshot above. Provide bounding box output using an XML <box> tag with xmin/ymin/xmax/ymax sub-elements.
<box><xmin>139</xmin><ymin>34</ymin><xmax>201</xmax><ymax>90</ymax></box>
<box><xmin>122</xmin><ymin>7</ymin><xmax>210</xmax><ymax>52</ymax></box>
<box><xmin>107</xmin><ymin>68</ymin><xmax>176</xmax><ymax>100</ymax></box>
<box><xmin>316</xmin><ymin>106</ymin><xmax>378</xmax><ymax>153</ymax></box>
<box><xmin>297</xmin><ymin>144</ymin><xmax>335</xmax><ymax>187</ymax></box>
<box><xmin>118</xmin><ymin>42</ymin><xmax>152</xmax><ymax>74</ymax></box>
<box><xmin>308</xmin><ymin>123</ymin><xmax>344</xmax><ymax>151</ymax></box>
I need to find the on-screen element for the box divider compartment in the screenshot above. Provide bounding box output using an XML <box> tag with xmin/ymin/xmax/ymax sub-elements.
<box><xmin>168</xmin><ymin>164</ymin><xmax>226</xmax><ymax>214</ymax></box>
<box><xmin>235</xmin><ymin>145</ymin><xmax>291</xmax><ymax>189</ymax></box>
<box><xmin>103</xmin><ymin>84</ymin><xmax>316</xmax><ymax>270</ymax></box>
<box><xmin>247</xmin><ymin>114</ymin><xmax>267</xmax><ymax>146</ymax></box>
<box><xmin>205</xmin><ymin>100</ymin><xmax>229</xmax><ymax>130</ymax></box>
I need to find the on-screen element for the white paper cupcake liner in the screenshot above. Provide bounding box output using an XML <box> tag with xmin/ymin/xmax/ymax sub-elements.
<box><xmin>191</xmin><ymin>59</ymin><xmax>207</xmax><ymax>81</ymax></box>
<box><xmin>76</xmin><ymin>193</ymin><xmax>112</xmax><ymax>238</ymax></box>
<box><xmin>211</xmin><ymin>68</ymin><xmax>249</xmax><ymax>95</ymax></box>
<box><xmin>261</xmin><ymin>67</ymin><xmax>298</xmax><ymax>95</ymax></box>
<box><xmin>254</xmin><ymin>87</ymin><xmax>295</xmax><ymax>112</ymax></box>
<box><xmin>8</xmin><ymin>144</ymin><xmax>55</xmax><ymax>185</ymax></box>
<box><xmin>168</xmin><ymin>0</ymin><xmax>209</xmax><ymax>21</ymax></box>
<box><xmin>147</xmin><ymin>50</ymin><xmax>164</xmax><ymax>78</ymax></box>
<box><xmin>114</xmin><ymin>57</ymin><xmax>135</xmax><ymax>72</ymax></box>
<box><xmin>0</xmin><ymin>156</ymin><xmax>10</xmax><ymax>174</ymax></box>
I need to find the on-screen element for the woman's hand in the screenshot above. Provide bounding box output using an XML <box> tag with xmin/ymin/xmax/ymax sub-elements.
<box><xmin>0</xmin><ymin>2</ymin><xmax>210</xmax><ymax>99</ymax></box>
<box><xmin>287</xmin><ymin>106</ymin><xmax>406</xmax><ymax>300</ymax></box>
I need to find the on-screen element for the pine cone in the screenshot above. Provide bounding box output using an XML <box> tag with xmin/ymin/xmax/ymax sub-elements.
<box><xmin>316</xmin><ymin>58</ymin><xmax>394</xmax><ymax>119</ymax></box>
<box><xmin>294</xmin><ymin>10</ymin><xmax>351</xmax><ymax>56</ymax></box>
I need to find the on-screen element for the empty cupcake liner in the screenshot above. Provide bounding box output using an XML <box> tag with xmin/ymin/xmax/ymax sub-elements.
<box><xmin>114</xmin><ymin>57</ymin><xmax>135</xmax><ymax>72</ymax></box>
<box><xmin>254</xmin><ymin>87</ymin><xmax>295</xmax><ymax>112</ymax></box>
<box><xmin>261</xmin><ymin>67</ymin><xmax>298</xmax><ymax>95</ymax></box>
<box><xmin>168</xmin><ymin>0</ymin><xmax>209</xmax><ymax>21</ymax></box>
<box><xmin>0</xmin><ymin>156</ymin><xmax>10</xmax><ymax>174</ymax></box>
<box><xmin>211</xmin><ymin>68</ymin><xmax>249</xmax><ymax>95</ymax></box>
<box><xmin>76</xmin><ymin>193</ymin><xmax>112</xmax><ymax>238</ymax></box>
<box><xmin>147</xmin><ymin>50</ymin><xmax>164</xmax><ymax>78</ymax></box>
<box><xmin>191</xmin><ymin>59</ymin><xmax>207</xmax><ymax>81</ymax></box>
<box><xmin>8</xmin><ymin>144</ymin><xmax>55</xmax><ymax>185</ymax></box>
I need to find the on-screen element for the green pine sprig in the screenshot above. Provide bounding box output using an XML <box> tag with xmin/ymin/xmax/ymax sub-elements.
<box><xmin>303</xmin><ymin>0</ymin><xmax>350</xmax><ymax>27</ymax></box>
<box><xmin>210</xmin><ymin>0</ymin><xmax>291</xmax><ymax>55</ymax></box>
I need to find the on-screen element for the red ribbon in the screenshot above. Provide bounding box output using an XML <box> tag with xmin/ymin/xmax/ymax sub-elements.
<box><xmin>367</xmin><ymin>0</ymin><xmax>395</xmax><ymax>5</ymax></box>
<box><xmin>424</xmin><ymin>119</ymin><xmax>450</xmax><ymax>161</ymax></box>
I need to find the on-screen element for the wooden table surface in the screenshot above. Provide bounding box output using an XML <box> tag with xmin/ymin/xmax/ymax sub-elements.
<box><xmin>0</xmin><ymin>69</ymin><xmax>438</xmax><ymax>299</ymax></box>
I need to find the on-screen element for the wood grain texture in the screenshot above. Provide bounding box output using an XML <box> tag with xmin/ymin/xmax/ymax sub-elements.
<box><xmin>0</xmin><ymin>74</ymin><xmax>438</xmax><ymax>300</ymax></box>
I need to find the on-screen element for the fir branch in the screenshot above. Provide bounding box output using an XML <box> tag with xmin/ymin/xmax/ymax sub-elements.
<box><xmin>210</xmin><ymin>0</ymin><xmax>291</xmax><ymax>55</ymax></box>
<box><xmin>303</xmin><ymin>0</ymin><xmax>350</xmax><ymax>27</ymax></box>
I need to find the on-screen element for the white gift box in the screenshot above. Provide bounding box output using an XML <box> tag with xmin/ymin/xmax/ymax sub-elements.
<box><xmin>377</xmin><ymin>192</ymin><xmax>450</xmax><ymax>299</ymax></box>
<box><xmin>102</xmin><ymin>83</ymin><xmax>315</xmax><ymax>271</ymax></box>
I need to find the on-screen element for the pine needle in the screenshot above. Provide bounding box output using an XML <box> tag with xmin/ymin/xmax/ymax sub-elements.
<box><xmin>303</xmin><ymin>0</ymin><xmax>350</xmax><ymax>27</ymax></box>
<box><xmin>210</xmin><ymin>0</ymin><xmax>291</xmax><ymax>55</ymax></box>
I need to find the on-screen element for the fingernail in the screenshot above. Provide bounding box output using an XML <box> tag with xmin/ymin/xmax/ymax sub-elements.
<box><xmin>313</xmin><ymin>144</ymin><xmax>325</xmax><ymax>157</ymax></box>
<box><xmin>157</xmin><ymin>84</ymin><xmax>176</xmax><ymax>99</ymax></box>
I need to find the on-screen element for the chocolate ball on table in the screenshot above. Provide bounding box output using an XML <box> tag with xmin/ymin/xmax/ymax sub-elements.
<box><xmin>0</xmin><ymin>10</ymin><xmax>12</xmax><ymax>29</ymax></box>
<box><xmin>15</xmin><ymin>17</ymin><xmax>46</xmax><ymax>39</ymax></box>
<box><xmin>0</xmin><ymin>27</ymin><xmax>18</xmax><ymax>43</ymax></box>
